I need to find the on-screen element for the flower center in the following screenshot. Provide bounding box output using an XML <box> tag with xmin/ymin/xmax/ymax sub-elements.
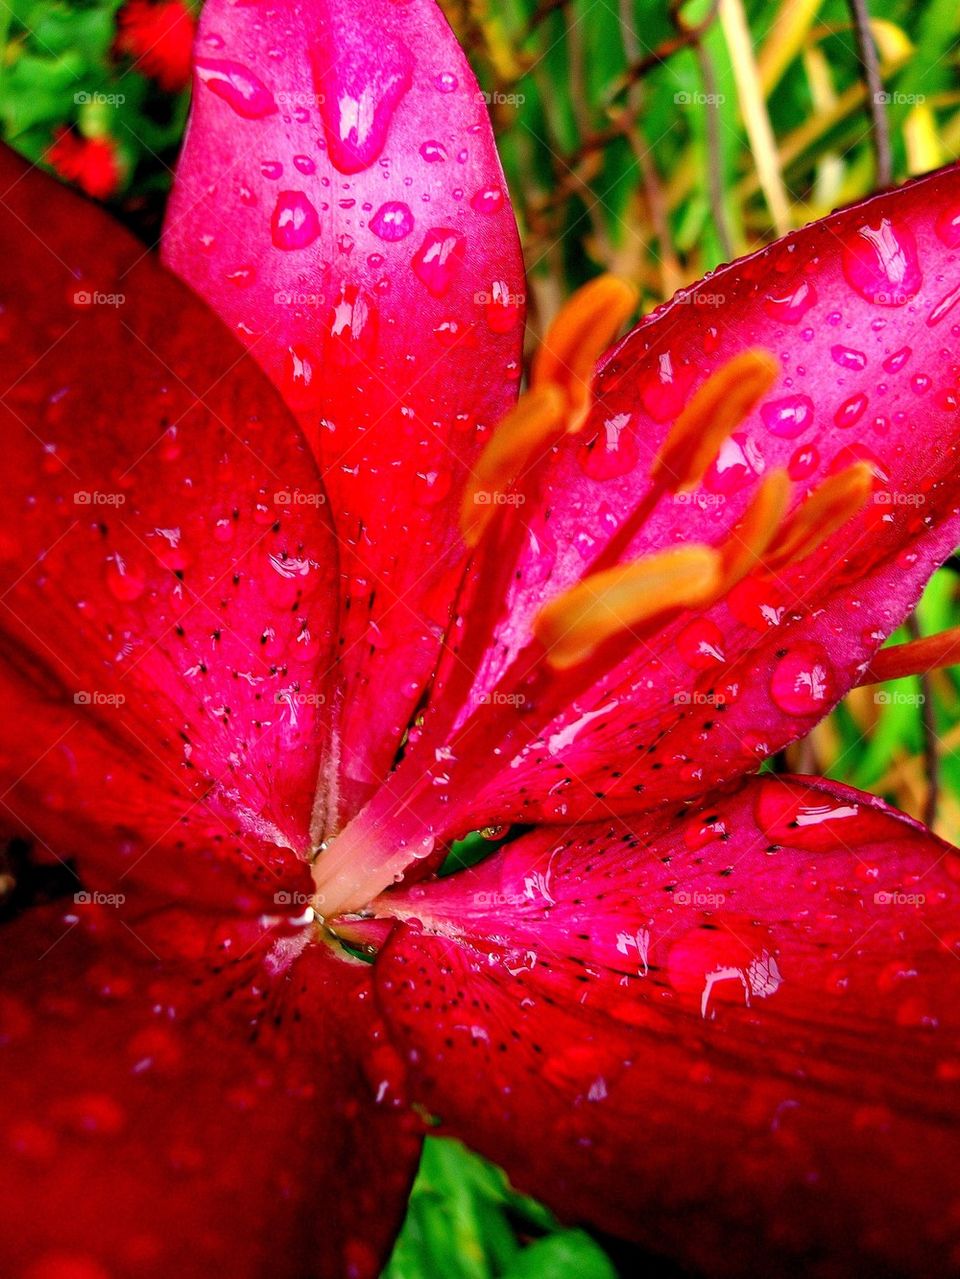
<box><xmin>310</xmin><ymin>279</ymin><xmax>875</xmax><ymax>921</ymax></box>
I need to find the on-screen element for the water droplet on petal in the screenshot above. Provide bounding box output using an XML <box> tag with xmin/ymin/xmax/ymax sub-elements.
<box><xmin>419</xmin><ymin>140</ymin><xmax>447</xmax><ymax>163</ymax></box>
<box><xmin>470</xmin><ymin>185</ymin><xmax>504</xmax><ymax>215</ymax></box>
<box><xmin>841</xmin><ymin>218</ymin><xmax>922</xmax><ymax>306</ymax></box>
<box><xmin>312</xmin><ymin>35</ymin><xmax>413</xmax><ymax>173</ymax></box>
<box><xmin>703</xmin><ymin>432</ymin><xmax>764</xmax><ymax>496</ymax></box>
<box><xmin>935</xmin><ymin>202</ymin><xmax>960</xmax><ymax>247</ymax></box>
<box><xmin>787</xmin><ymin>441</ymin><xmax>819</xmax><ymax>480</ymax></box>
<box><xmin>770</xmin><ymin>644</ymin><xmax>834</xmax><ymax>716</ymax></box>
<box><xmin>762</xmin><ymin>279</ymin><xmax>818</xmax><ymax>324</ymax></box>
<box><xmin>369</xmin><ymin>200</ymin><xmax>414</xmax><ymax>241</ymax></box>
<box><xmin>676</xmin><ymin>617</ymin><xmax>725</xmax><ymax>668</ymax></box>
<box><xmin>834</xmin><ymin>392</ymin><xmax>868</xmax><ymax>429</ymax></box>
<box><xmin>270</xmin><ymin>191</ymin><xmax>321</xmax><ymax>250</ymax></box>
<box><xmin>195</xmin><ymin>59</ymin><xmax>278</xmax><ymax>119</ymax></box>
<box><xmin>882</xmin><ymin>345</ymin><xmax>911</xmax><ymax>374</ymax></box>
<box><xmin>105</xmin><ymin>557</ymin><xmax>145</xmax><ymax>602</ymax></box>
<box><xmin>830</xmin><ymin>344</ymin><xmax>867</xmax><ymax>371</ymax></box>
<box><xmin>411</xmin><ymin>228</ymin><xmax>465</xmax><ymax>296</ymax></box>
<box><xmin>576</xmin><ymin>412</ymin><xmax>636</xmax><ymax>479</ymax></box>
<box><xmin>760</xmin><ymin>393</ymin><xmax>814</xmax><ymax>438</ymax></box>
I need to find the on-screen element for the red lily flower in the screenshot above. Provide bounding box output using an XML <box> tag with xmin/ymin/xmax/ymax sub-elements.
<box><xmin>3</xmin><ymin>0</ymin><xmax>960</xmax><ymax>1276</ymax></box>
<box><xmin>114</xmin><ymin>0</ymin><xmax>196</xmax><ymax>93</ymax></box>
<box><xmin>45</xmin><ymin>127</ymin><xmax>123</xmax><ymax>200</ymax></box>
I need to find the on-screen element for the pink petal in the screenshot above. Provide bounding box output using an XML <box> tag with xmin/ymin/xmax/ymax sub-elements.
<box><xmin>375</xmin><ymin>775</ymin><xmax>960</xmax><ymax>1275</ymax></box>
<box><xmin>162</xmin><ymin>0</ymin><xmax>525</xmax><ymax>821</ymax></box>
<box><xmin>0</xmin><ymin>903</ymin><xmax>419</xmax><ymax>1278</ymax></box>
<box><xmin>0</xmin><ymin>145</ymin><xmax>339</xmax><ymax>902</ymax></box>
<box><xmin>360</xmin><ymin>164</ymin><xmax>960</xmax><ymax>837</ymax></box>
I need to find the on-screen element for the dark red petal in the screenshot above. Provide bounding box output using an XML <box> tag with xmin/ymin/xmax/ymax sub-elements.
<box><xmin>383</xmin><ymin>164</ymin><xmax>960</xmax><ymax>831</ymax></box>
<box><xmin>0</xmin><ymin>904</ymin><xmax>420</xmax><ymax>1279</ymax></box>
<box><xmin>0</xmin><ymin>145</ymin><xmax>339</xmax><ymax>903</ymax></box>
<box><xmin>375</xmin><ymin>776</ymin><xmax>960</xmax><ymax>1276</ymax></box>
<box><xmin>162</xmin><ymin>0</ymin><xmax>525</xmax><ymax>821</ymax></box>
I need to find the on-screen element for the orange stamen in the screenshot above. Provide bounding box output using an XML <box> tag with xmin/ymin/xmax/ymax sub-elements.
<box><xmin>460</xmin><ymin>384</ymin><xmax>567</xmax><ymax>547</ymax></box>
<box><xmin>858</xmin><ymin>624</ymin><xmax>960</xmax><ymax>686</ymax></box>
<box><xmin>762</xmin><ymin>461</ymin><xmax>874</xmax><ymax>572</ymax></box>
<box><xmin>461</xmin><ymin>275</ymin><xmax>638</xmax><ymax>548</ymax></box>
<box><xmin>531</xmin><ymin>274</ymin><xmax>639</xmax><ymax>431</ymax></box>
<box><xmin>650</xmin><ymin>349</ymin><xmax>779</xmax><ymax>493</ymax></box>
<box><xmin>534</xmin><ymin>544</ymin><xmax>721</xmax><ymax>670</ymax></box>
<box><xmin>719</xmin><ymin>467</ymin><xmax>791</xmax><ymax>588</ymax></box>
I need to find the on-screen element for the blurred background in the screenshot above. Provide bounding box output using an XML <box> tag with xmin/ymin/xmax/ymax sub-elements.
<box><xmin>3</xmin><ymin>0</ymin><xmax>959</xmax><ymax>1274</ymax></box>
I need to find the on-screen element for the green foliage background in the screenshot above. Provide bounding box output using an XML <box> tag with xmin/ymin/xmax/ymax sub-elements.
<box><xmin>3</xmin><ymin>0</ymin><xmax>960</xmax><ymax>1274</ymax></box>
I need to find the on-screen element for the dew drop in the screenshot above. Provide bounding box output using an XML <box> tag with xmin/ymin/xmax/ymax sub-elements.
<box><xmin>841</xmin><ymin>218</ymin><xmax>922</xmax><ymax>306</ymax></box>
<box><xmin>411</xmin><ymin>228</ymin><xmax>465</xmax><ymax>297</ymax></box>
<box><xmin>762</xmin><ymin>279</ymin><xmax>818</xmax><ymax>324</ymax></box>
<box><xmin>834</xmin><ymin>392</ymin><xmax>868</xmax><ymax>429</ymax></box>
<box><xmin>194</xmin><ymin>59</ymin><xmax>278</xmax><ymax>119</ymax></box>
<box><xmin>760</xmin><ymin>393</ymin><xmax>814</xmax><ymax>438</ymax></box>
<box><xmin>770</xmin><ymin>644</ymin><xmax>834</xmax><ymax>716</ymax></box>
<box><xmin>419</xmin><ymin>140</ymin><xmax>447</xmax><ymax>163</ymax></box>
<box><xmin>471</xmin><ymin>185</ymin><xmax>504</xmax><ymax>215</ymax></box>
<box><xmin>830</xmin><ymin>344</ymin><xmax>867</xmax><ymax>371</ymax></box>
<box><xmin>369</xmin><ymin>200</ymin><xmax>414</xmax><ymax>241</ymax></box>
<box><xmin>882</xmin><ymin>345</ymin><xmax>911</xmax><ymax>374</ymax></box>
<box><xmin>935</xmin><ymin>202</ymin><xmax>960</xmax><ymax>247</ymax></box>
<box><xmin>270</xmin><ymin>191</ymin><xmax>321</xmax><ymax>250</ymax></box>
<box><xmin>311</xmin><ymin>36</ymin><xmax>413</xmax><ymax>173</ymax></box>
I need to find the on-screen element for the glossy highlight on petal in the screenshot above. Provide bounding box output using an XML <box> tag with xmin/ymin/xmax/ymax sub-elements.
<box><xmin>163</xmin><ymin>0</ymin><xmax>525</xmax><ymax>825</ymax></box>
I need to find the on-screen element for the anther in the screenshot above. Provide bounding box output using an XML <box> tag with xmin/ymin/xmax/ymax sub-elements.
<box><xmin>534</xmin><ymin>544</ymin><xmax>722</xmax><ymax>670</ymax></box>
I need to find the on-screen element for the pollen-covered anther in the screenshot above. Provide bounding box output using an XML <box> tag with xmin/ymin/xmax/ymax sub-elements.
<box><xmin>531</xmin><ymin>273</ymin><xmax>639</xmax><ymax>431</ymax></box>
<box><xmin>460</xmin><ymin>384</ymin><xmax>567</xmax><ymax>547</ymax></box>
<box><xmin>719</xmin><ymin>467</ymin><xmax>791</xmax><ymax>589</ymax></box>
<box><xmin>534</xmin><ymin>544</ymin><xmax>722</xmax><ymax>671</ymax></box>
<box><xmin>650</xmin><ymin>348</ymin><xmax>780</xmax><ymax>493</ymax></box>
<box><xmin>461</xmin><ymin>274</ymin><xmax>638</xmax><ymax>547</ymax></box>
<box><xmin>762</xmin><ymin>461</ymin><xmax>875</xmax><ymax>572</ymax></box>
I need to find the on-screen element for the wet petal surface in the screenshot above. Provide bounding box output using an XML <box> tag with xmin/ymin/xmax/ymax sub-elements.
<box><xmin>163</xmin><ymin>0</ymin><xmax>525</xmax><ymax>823</ymax></box>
